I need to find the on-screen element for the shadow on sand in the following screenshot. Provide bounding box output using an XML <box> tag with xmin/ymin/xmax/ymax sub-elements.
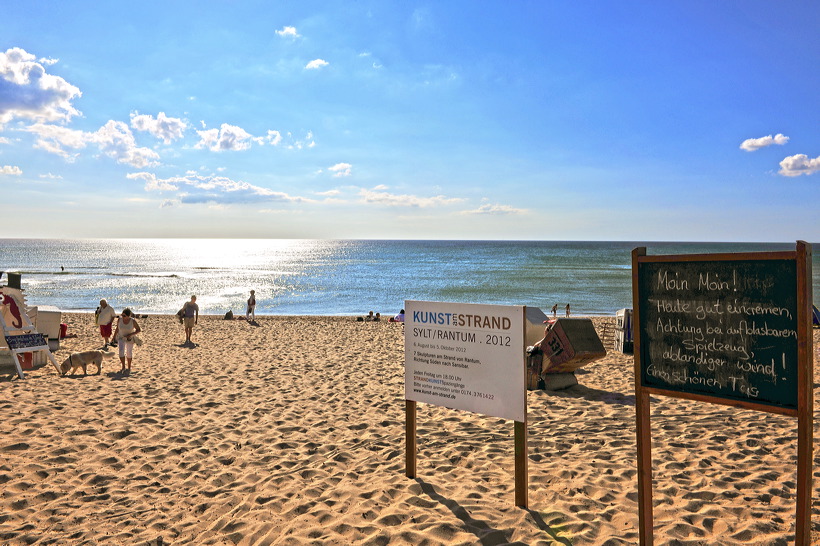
<box><xmin>106</xmin><ymin>370</ymin><xmax>131</xmax><ymax>381</ymax></box>
<box><xmin>415</xmin><ymin>479</ymin><xmax>572</xmax><ymax>545</ymax></box>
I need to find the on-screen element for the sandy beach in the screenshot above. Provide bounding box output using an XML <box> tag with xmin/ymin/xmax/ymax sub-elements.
<box><xmin>1</xmin><ymin>313</ymin><xmax>819</xmax><ymax>545</ymax></box>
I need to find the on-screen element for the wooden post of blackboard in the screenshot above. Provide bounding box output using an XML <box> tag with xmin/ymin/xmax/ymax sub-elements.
<box><xmin>632</xmin><ymin>246</ymin><xmax>654</xmax><ymax>546</ymax></box>
<box><xmin>795</xmin><ymin>241</ymin><xmax>813</xmax><ymax>546</ymax></box>
<box><xmin>406</xmin><ymin>400</ymin><xmax>417</xmax><ymax>479</ymax></box>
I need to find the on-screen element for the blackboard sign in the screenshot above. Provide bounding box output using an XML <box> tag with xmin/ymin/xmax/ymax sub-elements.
<box><xmin>4</xmin><ymin>333</ymin><xmax>48</xmax><ymax>351</ymax></box>
<box><xmin>637</xmin><ymin>257</ymin><xmax>799</xmax><ymax>409</ymax></box>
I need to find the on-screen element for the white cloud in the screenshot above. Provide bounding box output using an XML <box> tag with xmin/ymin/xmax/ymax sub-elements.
<box><xmin>286</xmin><ymin>130</ymin><xmax>315</xmax><ymax>150</ymax></box>
<box><xmin>26</xmin><ymin>120</ymin><xmax>159</xmax><ymax>167</ymax></box>
<box><xmin>358</xmin><ymin>187</ymin><xmax>464</xmax><ymax>207</ymax></box>
<box><xmin>195</xmin><ymin>123</ymin><xmax>254</xmax><ymax>152</ymax></box>
<box><xmin>130</xmin><ymin>111</ymin><xmax>188</xmax><ymax>144</ymax></box>
<box><xmin>253</xmin><ymin>130</ymin><xmax>282</xmax><ymax>146</ymax></box>
<box><xmin>127</xmin><ymin>171</ymin><xmax>179</xmax><ymax>191</ymax></box>
<box><xmin>0</xmin><ymin>165</ymin><xmax>22</xmax><ymax>175</ymax></box>
<box><xmin>305</xmin><ymin>59</ymin><xmax>329</xmax><ymax>70</ymax></box>
<box><xmin>94</xmin><ymin>120</ymin><xmax>160</xmax><ymax>168</ymax></box>
<box><xmin>0</xmin><ymin>137</ymin><xmax>10</xmax><ymax>144</ymax></box>
<box><xmin>740</xmin><ymin>133</ymin><xmax>789</xmax><ymax>152</ymax></box>
<box><xmin>39</xmin><ymin>172</ymin><xmax>62</xmax><ymax>179</ymax></box>
<box><xmin>264</xmin><ymin>130</ymin><xmax>282</xmax><ymax>146</ymax></box>
<box><xmin>128</xmin><ymin>171</ymin><xmax>311</xmax><ymax>205</ymax></box>
<box><xmin>329</xmin><ymin>162</ymin><xmax>352</xmax><ymax>177</ymax></box>
<box><xmin>25</xmin><ymin>122</ymin><xmax>89</xmax><ymax>160</ymax></box>
<box><xmin>462</xmin><ymin>203</ymin><xmax>527</xmax><ymax>215</ymax></box>
<box><xmin>778</xmin><ymin>154</ymin><xmax>820</xmax><ymax>177</ymax></box>
<box><xmin>195</xmin><ymin>128</ymin><xmax>219</xmax><ymax>150</ymax></box>
<box><xmin>276</xmin><ymin>26</ymin><xmax>300</xmax><ymax>38</ymax></box>
<box><xmin>0</xmin><ymin>47</ymin><xmax>82</xmax><ymax>128</ymax></box>
<box><xmin>314</xmin><ymin>189</ymin><xmax>341</xmax><ymax>197</ymax></box>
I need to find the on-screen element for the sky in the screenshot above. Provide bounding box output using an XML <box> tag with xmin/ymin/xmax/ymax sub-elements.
<box><xmin>1</xmin><ymin>1</ymin><xmax>818</xmax><ymax>241</ymax></box>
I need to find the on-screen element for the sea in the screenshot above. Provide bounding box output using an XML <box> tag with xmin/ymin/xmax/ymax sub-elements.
<box><xmin>1</xmin><ymin>239</ymin><xmax>818</xmax><ymax>317</ymax></box>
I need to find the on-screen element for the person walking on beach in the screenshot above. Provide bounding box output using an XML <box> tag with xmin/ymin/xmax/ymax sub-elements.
<box><xmin>247</xmin><ymin>290</ymin><xmax>256</xmax><ymax>322</ymax></box>
<box><xmin>95</xmin><ymin>299</ymin><xmax>117</xmax><ymax>348</ymax></box>
<box><xmin>112</xmin><ymin>308</ymin><xmax>141</xmax><ymax>374</ymax></box>
<box><xmin>182</xmin><ymin>295</ymin><xmax>199</xmax><ymax>345</ymax></box>
<box><xmin>551</xmin><ymin>304</ymin><xmax>558</xmax><ymax>318</ymax></box>
<box><xmin>565</xmin><ymin>303</ymin><xmax>571</xmax><ymax>317</ymax></box>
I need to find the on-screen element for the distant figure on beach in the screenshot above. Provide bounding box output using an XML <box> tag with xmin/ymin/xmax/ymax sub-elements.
<box><xmin>364</xmin><ymin>311</ymin><xmax>376</xmax><ymax>322</ymax></box>
<box><xmin>182</xmin><ymin>295</ymin><xmax>199</xmax><ymax>344</ymax></box>
<box><xmin>374</xmin><ymin>312</ymin><xmax>381</xmax><ymax>321</ymax></box>
<box><xmin>112</xmin><ymin>308</ymin><xmax>141</xmax><ymax>374</ymax></box>
<box><xmin>247</xmin><ymin>290</ymin><xmax>256</xmax><ymax>322</ymax></box>
<box><xmin>566</xmin><ymin>303</ymin><xmax>571</xmax><ymax>317</ymax></box>
<box><xmin>61</xmin><ymin>266</ymin><xmax>64</xmax><ymax>271</ymax></box>
<box><xmin>551</xmin><ymin>304</ymin><xmax>558</xmax><ymax>318</ymax></box>
<box><xmin>96</xmin><ymin>299</ymin><xmax>117</xmax><ymax>348</ymax></box>
<box><xmin>389</xmin><ymin>309</ymin><xmax>405</xmax><ymax>323</ymax></box>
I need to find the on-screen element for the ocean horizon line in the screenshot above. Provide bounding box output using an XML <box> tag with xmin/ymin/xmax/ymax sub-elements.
<box><xmin>2</xmin><ymin>236</ymin><xmax>817</xmax><ymax>245</ymax></box>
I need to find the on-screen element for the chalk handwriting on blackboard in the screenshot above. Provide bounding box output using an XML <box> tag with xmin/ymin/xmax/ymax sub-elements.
<box><xmin>638</xmin><ymin>259</ymin><xmax>798</xmax><ymax>409</ymax></box>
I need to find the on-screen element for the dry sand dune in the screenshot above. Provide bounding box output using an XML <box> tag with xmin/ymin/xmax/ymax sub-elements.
<box><xmin>1</xmin><ymin>314</ymin><xmax>819</xmax><ymax>545</ymax></box>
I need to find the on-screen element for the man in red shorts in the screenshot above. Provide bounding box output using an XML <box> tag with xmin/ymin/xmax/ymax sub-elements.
<box><xmin>96</xmin><ymin>299</ymin><xmax>117</xmax><ymax>348</ymax></box>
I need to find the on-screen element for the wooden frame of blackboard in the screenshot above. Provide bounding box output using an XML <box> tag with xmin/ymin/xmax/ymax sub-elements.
<box><xmin>632</xmin><ymin>241</ymin><xmax>813</xmax><ymax>546</ymax></box>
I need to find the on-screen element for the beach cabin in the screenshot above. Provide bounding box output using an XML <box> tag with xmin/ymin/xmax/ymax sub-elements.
<box><xmin>614</xmin><ymin>308</ymin><xmax>634</xmax><ymax>353</ymax></box>
<box><xmin>31</xmin><ymin>305</ymin><xmax>62</xmax><ymax>351</ymax></box>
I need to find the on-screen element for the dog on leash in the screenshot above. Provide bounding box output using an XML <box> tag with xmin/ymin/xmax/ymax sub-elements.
<box><xmin>60</xmin><ymin>350</ymin><xmax>115</xmax><ymax>376</ymax></box>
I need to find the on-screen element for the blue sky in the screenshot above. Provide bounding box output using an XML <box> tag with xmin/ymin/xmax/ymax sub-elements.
<box><xmin>1</xmin><ymin>1</ymin><xmax>818</xmax><ymax>241</ymax></box>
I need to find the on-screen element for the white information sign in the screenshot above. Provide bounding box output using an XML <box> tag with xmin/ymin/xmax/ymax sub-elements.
<box><xmin>404</xmin><ymin>300</ymin><xmax>526</xmax><ymax>422</ymax></box>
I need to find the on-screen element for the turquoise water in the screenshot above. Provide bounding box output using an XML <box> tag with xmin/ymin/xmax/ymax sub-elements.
<box><xmin>1</xmin><ymin>239</ymin><xmax>817</xmax><ymax>316</ymax></box>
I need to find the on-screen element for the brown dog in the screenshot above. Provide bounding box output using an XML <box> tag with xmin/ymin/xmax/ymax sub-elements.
<box><xmin>60</xmin><ymin>350</ymin><xmax>114</xmax><ymax>376</ymax></box>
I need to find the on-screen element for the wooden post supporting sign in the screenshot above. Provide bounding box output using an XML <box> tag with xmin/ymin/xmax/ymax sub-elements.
<box><xmin>406</xmin><ymin>399</ymin><xmax>417</xmax><ymax>479</ymax></box>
